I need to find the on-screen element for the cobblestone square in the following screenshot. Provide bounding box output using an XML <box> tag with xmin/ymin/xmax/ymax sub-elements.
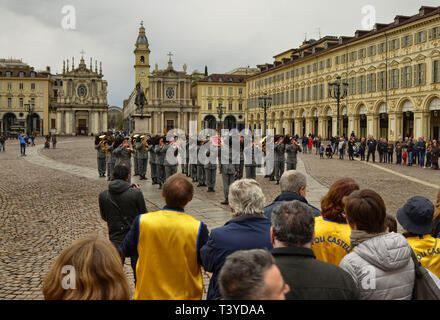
<box><xmin>0</xmin><ymin>136</ymin><xmax>438</xmax><ymax>300</ymax></box>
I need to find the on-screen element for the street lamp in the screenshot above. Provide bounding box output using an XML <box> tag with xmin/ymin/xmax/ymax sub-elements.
<box><xmin>25</xmin><ymin>100</ymin><xmax>35</xmax><ymax>136</ymax></box>
<box><xmin>217</xmin><ymin>104</ymin><xmax>225</xmax><ymax>132</ymax></box>
<box><xmin>328</xmin><ymin>76</ymin><xmax>348</xmax><ymax>137</ymax></box>
<box><xmin>258</xmin><ymin>93</ymin><xmax>272</xmax><ymax>137</ymax></box>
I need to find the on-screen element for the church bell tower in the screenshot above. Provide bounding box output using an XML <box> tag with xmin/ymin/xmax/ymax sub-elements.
<box><xmin>134</xmin><ymin>21</ymin><xmax>150</xmax><ymax>100</ymax></box>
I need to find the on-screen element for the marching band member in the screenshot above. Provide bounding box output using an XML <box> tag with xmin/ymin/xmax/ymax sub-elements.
<box><xmin>114</xmin><ymin>136</ymin><xmax>134</xmax><ymax>184</ymax></box>
<box><xmin>155</xmin><ymin>137</ymin><xmax>166</xmax><ymax>189</ymax></box>
<box><xmin>244</xmin><ymin>138</ymin><xmax>259</xmax><ymax>180</ymax></box>
<box><xmin>274</xmin><ymin>136</ymin><xmax>286</xmax><ymax>185</ymax></box>
<box><xmin>164</xmin><ymin>137</ymin><xmax>179</xmax><ymax>181</ymax></box>
<box><xmin>105</xmin><ymin>136</ymin><xmax>116</xmax><ymax>181</ymax></box>
<box><xmin>285</xmin><ymin>136</ymin><xmax>302</xmax><ymax>171</ymax></box>
<box><xmin>133</xmin><ymin>135</ymin><xmax>140</xmax><ymax>177</ymax></box>
<box><xmin>95</xmin><ymin>135</ymin><xmax>107</xmax><ymax>178</ymax></box>
<box><xmin>137</xmin><ymin>135</ymin><xmax>149</xmax><ymax>180</ymax></box>
<box><xmin>197</xmin><ymin>139</ymin><xmax>206</xmax><ymax>187</ymax></box>
<box><xmin>148</xmin><ymin>136</ymin><xmax>158</xmax><ymax>185</ymax></box>
<box><xmin>204</xmin><ymin>137</ymin><xmax>217</xmax><ymax>192</ymax></box>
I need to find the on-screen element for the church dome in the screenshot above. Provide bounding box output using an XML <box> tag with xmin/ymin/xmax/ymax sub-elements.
<box><xmin>136</xmin><ymin>34</ymin><xmax>148</xmax><ymax>45</ymax></box>
<box><xmin>136</xmin><ymin>22</ymin><xmax>149</xmax><ymax>45</ymax></box>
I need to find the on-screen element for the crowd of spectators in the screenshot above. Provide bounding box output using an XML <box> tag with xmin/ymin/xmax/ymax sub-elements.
<box><xmin>43</xmin><ymin>166</ymin><xmax>440</xmax><ymax>300</ymax></box>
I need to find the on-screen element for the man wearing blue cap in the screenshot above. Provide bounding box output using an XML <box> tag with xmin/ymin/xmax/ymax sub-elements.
<box><xmin>398</xmin><ymin>196</ymin><xmax>440</xmax><ymax>279</ymax></box>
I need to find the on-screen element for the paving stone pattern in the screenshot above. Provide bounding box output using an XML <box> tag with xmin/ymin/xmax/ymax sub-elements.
<box><xmin>7</xmin><ymin>136</ymin><xmax>434</xmax><ymax>300</ymax></box>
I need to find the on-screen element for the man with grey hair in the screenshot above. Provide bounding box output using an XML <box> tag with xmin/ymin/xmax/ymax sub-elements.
<box><xmin>271</xmin><ymin>201</ymin><xmax>359</xmax><ymax>300</ymax></box>
<box><xmin>264</xmin><ymin>170</ymin><xmax>320</xmax><ymax>221</ymax></box>
<box><xmin>200</xmin><ymin>179</ymin><xmax>273</xmax><ymax>300</ymax></box>
<box><xmin>218</xmin><ymin>249</ymin><xmax>290</xmax><ymax>300</ymax></box>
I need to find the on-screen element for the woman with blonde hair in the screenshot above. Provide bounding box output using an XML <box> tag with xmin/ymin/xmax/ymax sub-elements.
<box><xmin>42</xmin><ymin>235</ymin><xmax>131</xmax><ymax>300</ymax></box>
<box><xmin>312</xmin><ymin>178</ymin><xmax>360</xmax><ymax>266</ymax></box>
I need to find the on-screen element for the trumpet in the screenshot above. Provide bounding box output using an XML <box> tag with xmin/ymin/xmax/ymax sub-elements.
<box><xmin>99</xmin><ymin>140</ymin><xmax>107</xmax><ymax>152</ymax></box>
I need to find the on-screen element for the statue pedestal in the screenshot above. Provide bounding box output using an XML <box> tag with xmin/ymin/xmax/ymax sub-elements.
<box><xmin>133</xmin><ymin>113</ymin><xmax>151</xmax><ymax>134</ymax></box>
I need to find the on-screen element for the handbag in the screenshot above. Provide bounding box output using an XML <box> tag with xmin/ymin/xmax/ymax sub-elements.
<box><xmin>411</xmin><ymin>246</ymin><xmax>440</xmax><ymax>300</ymax></box>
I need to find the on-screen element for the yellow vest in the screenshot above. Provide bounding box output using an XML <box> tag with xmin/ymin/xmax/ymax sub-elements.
<box><xmin>311</xmin><ymin>216</ymin><xmax>352</xmax><ymax>266</ymax></box>
<box><xmin>135</xmin><ymin>209</ymin><xmax>203</xmax><ymax>300</ymax></box>
<box><xmin>406</xmin><ymin>235</ymin><xmax>440</xmax><ymax>279</ymax></box>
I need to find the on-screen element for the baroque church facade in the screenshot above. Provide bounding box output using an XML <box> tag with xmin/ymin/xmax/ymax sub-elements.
<box><xmin>123</xmin><ymin>23</ymin><xmax>199</xmax><ymax>135</ymax></box>
<box><xmin>49</xmin><ymin>55</ymin><xmax>108</xmax><ymax>135</ymax></box>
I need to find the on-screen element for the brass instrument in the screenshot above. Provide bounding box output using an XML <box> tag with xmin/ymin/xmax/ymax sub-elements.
<box><xmin>98</xmin><ymin>135</ymin><xmax>107</xmax><ymax>152</ymax></box>
<box><xmin>99</xmin><ymin>141</ymin><xmax>107</xmax><ymax>153</ymax></box>
<box><xmin>140</xmin><ymin>135</ymin><xmax>148</xmax><ymax>151</ymax></box>
<box><xmin>261</xmin><ymin>136</ymin><xmax>267</xmax><ymax>154</ymax></box>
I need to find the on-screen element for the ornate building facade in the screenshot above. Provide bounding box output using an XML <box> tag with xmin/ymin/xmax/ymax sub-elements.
<box><xmin>123</xmin><ymin>23</ymin><xmax>199</xmax><ymax>135</ymax></box>
<box><xmin>0</xmin><ymin>59</ymin><xmax>50</xmax><ymax>135</ymax></box>
<box><xmin>195</xmin><ymin>72</ymin><xmax>254</xmax><ymax>132</ymax></box>
<box><xmin>246</xmin><ymin>5</ymin><xmax>440</xmax><ymax>141</ymax></box>
<box><xmin>49</xmin><ymin>56</ymin><xmax>108</xmax><ymax>135</ymax></box>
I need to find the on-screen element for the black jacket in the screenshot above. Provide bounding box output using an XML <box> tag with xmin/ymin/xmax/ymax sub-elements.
<box><xmin>272</xmin><ymin>247</ymin><xmax>360</xmax><ymax>300</ymax></box>
<box><xmin>99</xmin><ymin>179</ymin><xmax>147</xmax><ymax>246</ymax></box>
<box><xmin>367</xmin><ymin>139</ymin><xmax>377</xmax><ymax>151</ymax></box>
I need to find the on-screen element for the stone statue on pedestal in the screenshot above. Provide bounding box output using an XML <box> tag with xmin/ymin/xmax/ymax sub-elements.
<box><xmin>135</xmin><ymin>82</ymin><xmax>147</xmax><ymax>119</ymax></box>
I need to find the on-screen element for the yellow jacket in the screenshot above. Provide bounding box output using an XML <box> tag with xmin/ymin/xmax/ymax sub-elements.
<box><xmin>406</xmin><ymin>234</ymin><xmax>440</xmax><ymax>279</ymax></box>
<box><xmin>135</xmin><ymin>209</ymin><xmax>205</xmax><ymax>300</ymax></box>
<box><xmin>311</xmin><ymin>216</ymin><xmax>353</xmax><ymax>266</ymax></box>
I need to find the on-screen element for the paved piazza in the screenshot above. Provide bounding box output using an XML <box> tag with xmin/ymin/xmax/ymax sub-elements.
<box><xmin>0</xmin><ymin>136</ymin><xmax>439</xmax><ymax>300</ymax></box>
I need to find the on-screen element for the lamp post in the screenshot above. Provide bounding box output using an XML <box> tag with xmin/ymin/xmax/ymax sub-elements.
<box><xmin>217</xmin><ymin>104</ymin><xmax>225</xmax><ymax>133</ymax></box>
<box><xmin>25</xmin><ymin>100</ymin><xmax>35</xmax><ymax>136</ymax></box>
<box><xmin>328</xmin><ymin>76</ymin><xmax>348</xmax><ymax>137</ymax></box>
<box><xmin>258</xmin><ymin>93</ymin><xmax>272</xmax><ymax>137</ymax></box>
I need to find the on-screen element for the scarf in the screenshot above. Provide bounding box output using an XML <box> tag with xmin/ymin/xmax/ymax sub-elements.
<box><xmin>350</xmin><ymin>230</ymin><xmax>388</xmax><ymax>248</ymax></box>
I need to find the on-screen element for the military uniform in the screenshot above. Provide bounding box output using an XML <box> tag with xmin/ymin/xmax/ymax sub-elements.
<box><xmin>185</xmin><ymin>140</ymin><xmax>190</xmax><ymax>176</ymax></box>
<box><xmin>189</xmin><ymin>140</ymin><xmax>198</xmax><ymax>182</ymax></box>
<box><xmin>221</xmin><ymin>140</ymin><xmax>239</xmax><ymax>205</ymax></box>
<box><xmin>164</xmin><ymin>143</ymin><xmax>179</xmax><ymax>181</ymax></box>
<box><xmin>133</xmin><ymin>136</ymin><xmax>140</xmax><ymax>176</ymax></box>
<box><xmin>238</xmin><ymin>141</ymin><xmax>245</xmax><ymax>179</ymax></box>
<box><xmin>197</xmin><ymin>143</ymin><xmax>206</xmax><ymax>187</ymax></box>
<box><xmin>285</xmin><ymin>143</ymin><xmax>301</xmax><ymax>171</ymax></box>
<box><xmin>137</xmin><ymin>138</ymin><xmax>148</xmax><ymax>180</ymax></box>
<box><xmin>274</xmin><ymin>142</ymin><xmax>286</xmax><ymax>184</ymax></box>
<box><xmin>148</xmin><ymin>144</ymin><xmax>157</xmax><ymax>184</ymax></box>
<box><xmin>266</xmin><ymin>137</ymin><xmax>275</xmax><ymax>180</ymax></box>
<box><xmin>95</xmin><ymin>137</ymin><xmax>107</xmax><ymax>177</ymax></box>
<box><xmin>204</xmin><ymin>143</ymin><xmax>217</xmax><ymax>192</ymax></box>
<box><xmin>155</xmin><ymin>144</ymin><xmax>166</xmax><ymax>188</ymax></box>
<box><xmin>106</xmin><ymin>143</ymin><xmax>116</xmax><ymax>181</ymax></box>
<box><xmin>180</xmin><ymin>140</ymin><xmax>189</xmax><ymax>175</ymax></box>
<box><xmin>113</xmin><ymin>143</ymin><xmax>133</xmax><ymax>184</ymax></box>
<box><xmin>244</xmin><ymin>144</ymin><xmax>258</xmax><ymax>180</ymax></box>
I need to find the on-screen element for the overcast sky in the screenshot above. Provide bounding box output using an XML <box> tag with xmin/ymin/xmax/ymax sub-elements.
<box><xmin>1</xmin><ymin>0</ymin><xmax>438</xmax><ymax>107</ymax></box>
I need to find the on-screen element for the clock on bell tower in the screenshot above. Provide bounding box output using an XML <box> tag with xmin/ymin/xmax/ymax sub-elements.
<box><xmin>134</xmin><ymin>21</ymin><xmax>150</xmax><ymax>100</ymax></box>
